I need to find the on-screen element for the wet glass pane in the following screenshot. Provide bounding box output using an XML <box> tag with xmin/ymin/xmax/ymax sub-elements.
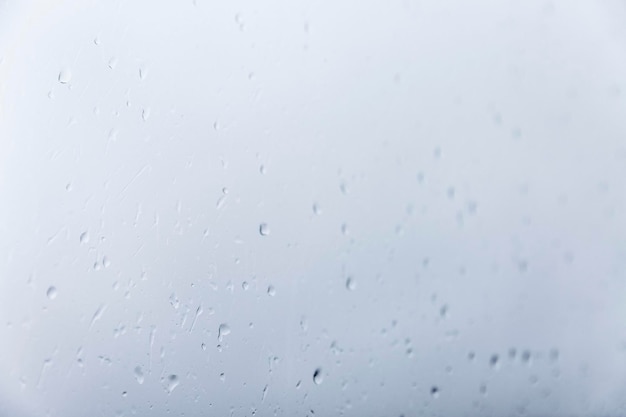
<box><xmin>1</xmin><ymin>0</ymin><xmax>626</xmax><ymax>415</ymax></box>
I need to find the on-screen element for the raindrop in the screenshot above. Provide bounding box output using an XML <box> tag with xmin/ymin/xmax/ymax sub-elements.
<box><xmin>430</xmin><ymin>386</ymin><xmax>440</xmax><ymax>399</ymax></box>
<box><xmin>166</xmin><ymin>374</ymin><xmax>179</xmax><ymax>394</ymax></box>
<box><xmin>468</xmin><ymin>351</ymin><xmax>476</xmax><ymax>361</ymax></box>
<box><xmin>169</xmin><ymin>293</ymin><xmax>180</xmax><ymax>309</ymax></box>
<box><xmin>218</xmin><ymin>323</ymin><xmax>231</xmax><ymax>341</ymax></box>
<box><xmin>345</xmin><ymin>277</ymin><xmax>356</xmax><ymax>291</ymax></box>
<box><xmin>93</xmin><ymin>37</ymin><xmax>100</xmax><ymax>45</ymax></box>
<box><xmin>142</xmin><ymin>108</ymin><xmax>151</xmax><ymax>121</ymax></box>
<box><xmin>103</xmin><ymin>256</ymin><xmax>111</xmax><ymax>268</ymax></box>
<box><xmin>122</xmin><ymin>391</ymin><xmax>127</xmax><ymax>397</ymax></box>
<box><xmin>242</xmin><ymin>281</ymin><xmax>249</xmax><ymax>291</ymax></box>
<box><xmin>489</xmin><ymin>354</ymin><xmax>500</xmax><ymax>369</ymax></box>
<box><xmin>134</xmin><ymin>366</ymin><xmax>144</xmax><ymax>384</ymax></box>
<box><xmin>267</xmin><ymin>285</ymin><xmax>276</xmax><ymax>296</ymax></box>
<box><xmin>312</xmin><ymin>203</ymin><xmax>321</xmax><ymax>215</ymax></box>
<box><xmin>46</xmin><ymin>286</ymin><xmax>57</xmax><ymax>300</ymax></box>
<box><xmin>521</xmin><ymin>350</ymin><xmax>532</xmax><ymax>364</ymax></box>
<box><xmin>259</xmin><ymin>223</ymin><xmax>270</xmax><ymax>236</ymax></box>
<box><xmin>79</xmin><ymin>231</ymin><xmax>89</xmax><ymax>244</ymax></box>
<box><xmin>108</xmin><ymin>57</ymin><xmax>118</xmax><ymax>70</ymax></box>
<box><xmin>313</xmin><ymin>368</ymin><xmax>323</xmax><ymax>385</ymax></box>
<box><xmin>549</xmin><ymin>348</ymin><xmax>559</xmax><ymax>362</ymax></box>
<box><xmin>259</xmin><ymin>164</ymin><xmax>266</xmax><ymax>174</ymax></box>
<box><xmin>58</xmin><ymin>69</ymin><xmax>72</xmax><ymax>84</ymax></box>
<box><xmin>139</xmin><ymin>67</ymin><xmax>147</xmax><ymax>80</ymax></box>
<box><xmin>201</xmin><ymin>343</ymin><xmax>207</xmax><ymax>351</ymax></box>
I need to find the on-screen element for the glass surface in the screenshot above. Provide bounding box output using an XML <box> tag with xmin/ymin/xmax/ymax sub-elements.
<box><xmin>1</xmin><ymin>0</ymin><xmax>626</xmax><ymax>416</ymax></box>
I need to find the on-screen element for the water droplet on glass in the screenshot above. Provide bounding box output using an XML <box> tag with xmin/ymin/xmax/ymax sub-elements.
<box><xmin>169</xmin><ymin>293</ymin><xmax>180</xmax><ymax>309</ymax></box>
<box><xmin>142</xmin><ymin>108</ymin><xmax>151</xmax><ymax>121</ymax></box>
<box><xmin>267</xmin><ymin>285</ymin><xmax>276</xmax><ymax>297</ymax></box>
<box><xmin>521</xmin><ymin>350</ymin><xmax>532</xmax><ymax>364</ymax></box>
<box><xmin>549</xmin><ymin>348</ymin><xmax>559</xmax><ymax>362</ymax></box>
<box><xmin>242</xmin><ymin>281</ymin><xmax>249</xmax><ymax>291</ymax></box>
<box><xmin>430</xmin><ymin>386</ymin><xmax>440</xmax><ymax>398</ymax></box>
<box><xmin>79</xmin><ymin>231</ymin><xmax>89</xmax><ymax>244</ymax></box>
<box><xmin>313</xmin><ymin>368</ymin><xmax>323</xmax><ymax>385</ymax></box>
<box><xmin>58</xmin><ymin>69</ymin><xmax>72</xmax><ymax>84</ymax></box>
<box><xmin>259</xmin><ymin>223</ymin><xmax>270</xmax><ymax>236</ymax></box>
<box><xmin>139</xmin><ymin>67</ymin><xmax>147</xmax><ymax>80</ymax></box>
<box><xmin>134</xmin><ymin>366</ymin><xmax>144</xmax><ymax>384</ymax></box>
<box><xmin>103</xmin><ymin>256</ymin><xmax>111</xmax><ymax>268</ymax></box>
<box><xmin>166</xmin><ymin>374</ymin><xmax>179</xmax><ymax>394</ymax></box>
<box><xmin>46</xmin><ymin>286</ymin><xmax>57</xmax><ymax>300</ymax></box>
<box><xmin>93</xmin><ymin>37</ymin><xmax>100</xmax><ymax>45</ymax></box>
<box><xmin>218</xmin><ymin>323</ymin><xmax>231</xmax><ymax>341</ymax></box>
<box><xmin>259</xmin><ymin>164</ymin><xmax>266</xmax><ymax>175</ymax></box>
<box><xmin>345</xmin><ymin>277</ymin><xmax>356</xmax><ymax>291</ymax></box>
<box><xmin>201</xmin><ymin>343</ymin><xmax>207</xmax><ymax>351</ymax></box>
<box><xmin>312</xmin><ymin>203</ymin><xmax>321</xmax><ymax>215</ymax></box>
<box><xmin>489</xmin><ymin>354</ymin><xmax>500</xmax><ymax>369</ymax></box>
<box><xmin>108</xmin><ymin>57</ymin><xmax>118</xmax><ymax>70</ymax></box>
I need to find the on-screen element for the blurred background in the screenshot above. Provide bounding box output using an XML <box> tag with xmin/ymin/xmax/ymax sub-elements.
<box><xmin>1</xmin><ymin>0</ymin><xmax>626</xmax><ymax>415</ymax></box>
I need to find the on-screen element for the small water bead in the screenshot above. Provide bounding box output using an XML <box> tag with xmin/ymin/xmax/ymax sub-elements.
<box><xmin>58</xmin><ymin>69</ymin><xmax>72</xmax><ymax>84</ymax></box>
<box><xmin>313</xmin><ymin>368</ymin><xmax>323</xmax><ymax>385</ymax></box>
<box><xmin>242</xmin><ymin>281</ymin><xmax>249</xmax><ymax>291</ymax></box>
<box><xmin>430</xmin><ymin>386</ymin><xmax>440</xmax><ymax>399</ymax></box>
<box><xmin>166</xmin><ymin>374</ymin><xmax>179</xmax><ymax>393</ymax></box>
<box><xmin>259</xmin><ymin>223</ymin><xmax>270</xmax><ymax>236</ymax></box>
<box><xmin>218</xmin><ymin>323</ymin><xmax>231</xmax><ymax>341</ymax></box>
<box><xmin>134</xmin><ymin>366</ymin><xmax>144</xmax><ymax>384</ymax></box>
<box><xmin>489</xmin><ymin>354</ymin><xmax>500</xmax><ymax>369</ymax></box>
<box><xmin>345</xmin><ymin>277</ymin><xmax>356</xmax><ymax>291</ymax></box>
<box><xmin>79</xmin><ymin>231</ymin><xmax>90</xmax><ymax>244</ymax></box>
<box><xmin>267</xmin><ymin>285</ymin><xmax>276</xmax><ymax>296</ymax></box>
<box><xmin>46</xmin><ymin>286</ymin><xmax>57</xmax><ymax>300</ymax></box>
